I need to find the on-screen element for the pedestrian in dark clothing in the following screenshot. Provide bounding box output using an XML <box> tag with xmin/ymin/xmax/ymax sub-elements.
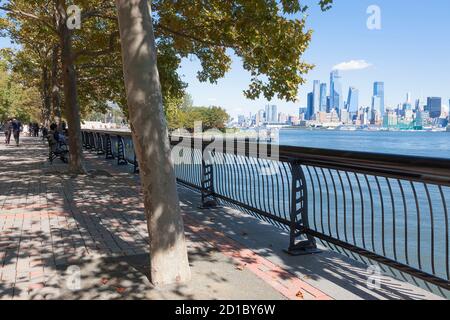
<box><xmin>41</xmin><ymin>125</ymin><xmax>48</xmax><ymax>141</ymax></box>
<box><xmin>4</xmin><ymin>119</ymin><xmax>12</xmax><ymax>145</ymax></box>
<box><xmin>11</xmin><ymin>118</ymin><xmax>22</xmax><ymax>147</ymax></box>
<box><xmin>35</xmin><ymin>123</ymin><xmax>39</xmax><ymax>137</ymax></box>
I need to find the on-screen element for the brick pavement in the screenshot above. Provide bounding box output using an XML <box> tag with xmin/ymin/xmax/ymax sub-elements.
<box><xmin>0</xmin><ymin>136</ymin><xmax>332</xmax><ymax>300</ymax></box>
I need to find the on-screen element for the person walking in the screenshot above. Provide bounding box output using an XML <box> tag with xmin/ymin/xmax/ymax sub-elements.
<box><xmin>4</xmin><ymin>119</ymin><xmax>12</xmax><ymax>145</ymax></box>
<box><xmin>11</xmin><ymin>118</ymin><xmax>22</xmax><ymax>147</ymax></box>
<box><xmin>34</xmin><ymin>123</ymin><xmax>40</xmax><ymax>137</ymax></box>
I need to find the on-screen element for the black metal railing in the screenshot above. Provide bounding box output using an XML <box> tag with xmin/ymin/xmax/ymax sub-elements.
<box><xmin>81</xmin><ymin>129</ymin><xmax>450</xmax><ymax>291</ymax></box>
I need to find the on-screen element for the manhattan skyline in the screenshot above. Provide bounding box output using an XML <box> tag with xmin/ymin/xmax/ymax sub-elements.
<box><xmin>176</xmin><ymin>0</ymin><xmax>450</xmax><ymax>118</ymax></box>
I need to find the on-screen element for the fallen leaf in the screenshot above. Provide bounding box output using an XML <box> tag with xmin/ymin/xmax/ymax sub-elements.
<box><xmin>236</xmin><ymin>264</ymin><xmax>247</xmax><ymax>271</ymax></box>
<box><xmin>296</xmin><ymin>291</ymin><xmax>304</xmax><ymax>299</ymax></box>
<box><xmin>101</xmin><ymin>278</ymin><xmax>109</xmax><ymax>285</ymax></box>
<box><xmin>116</xmin><ymin>287</ymin><xmax>126</xmax><ymax>294</ymax></box>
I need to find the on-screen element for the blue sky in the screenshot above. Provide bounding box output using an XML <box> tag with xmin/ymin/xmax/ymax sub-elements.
<box><xmin>179</xmin><ymin>0</ymin><xmax>450</xmax><ymax>118</ymax></box>
<box><xmin>1</xmin><ymin>1</ymin><xmax>449</xmax><ymax>118</ymax></box>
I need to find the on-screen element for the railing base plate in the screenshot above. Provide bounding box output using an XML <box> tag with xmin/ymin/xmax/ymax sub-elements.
<box><xmin>198</xmin><ymin>200</ymin><xmax>219</xmax><ymax>210</ymax></box>
<box><xmin>284</xmin><ymin>247</ymin><xmax>322</xmax><ymax>256</ymax></box>
<box><xmin>285</xmin><ymin>240</ymin><xmax>322</xmax><ymax>256</ymax></box>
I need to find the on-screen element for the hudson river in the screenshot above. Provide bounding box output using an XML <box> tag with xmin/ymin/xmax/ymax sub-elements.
<box><xmin>279</xmin><ymin>129</ymin><xmax>450</xmax><ymax>159</ymax></box>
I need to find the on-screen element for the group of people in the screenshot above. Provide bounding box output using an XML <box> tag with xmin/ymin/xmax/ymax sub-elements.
<box><xmin>2</xmin><ymin>119</ymin><xmax>66</xmax><ymax>148</ymax></box>
<box><xmin>3</xmin><ymin>118</ymin><xmax>23</xmax><ymax>147</ymax></box>
<box><xmin>24</xmin><ymin>123</ymin><xmax>41</xmax><ymax>137</ymax></box>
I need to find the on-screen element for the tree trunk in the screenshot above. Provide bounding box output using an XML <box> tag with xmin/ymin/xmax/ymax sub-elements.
<box><xmin>41</xmin><ymin>65</ymin><xmax>52</xmax><ymax>126</ymax></box>
<box><xmin>115</xmin><ymin>0</ymin><xmax>191</xmax><ymax>286</ymax></box>
<box><xmin>57</xmin><ymin>0</ymin><xmax>84</xmax><ymax>173</ymax></box>
<box><xmin>51</xmin><ymin>44</ymin><xmax>62</xmax><ymax>124</ymax></box>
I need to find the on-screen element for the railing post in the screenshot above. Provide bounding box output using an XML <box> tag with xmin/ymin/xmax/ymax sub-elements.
<box><xmin>82</xmin><ymin>131</ymin><xmax>86</xmax><ymax>148</ymax></box>
<box><xmin>117</xmin><ymin>135</ymin><xmax>128</xmax><ymax>165</ymax></box>
<box><xmin>133</xmin><ymin>153</ymin><xmax>139</xmax><ymax>174</ymax></box>
<box><xmin>89</xmin><ymin>132</ymin><xmax>95</xmax><ymax>151</ymax></box>
<box><xmin>287</xmin><ymin>161</ymin><xmax>320</xmax><ymax>255</ymax></box>
<box><xmin>96</xmin><ymin>133</ymin><xmax>105</xmax><ymax>155</ymax></box>
<box><xmin>200</xmin><ymin>137</ymin><xmax>218</xmax><ymax>209</ymax></box>
<box><xmin>85</xmin><ymin>132</ymin><xmax>92</xmax><ymax>150</ymax></box>
<box><xmin>105</xmin><ymin>134</ymin><xmax>114</xmax><ymax>159</ymax></box>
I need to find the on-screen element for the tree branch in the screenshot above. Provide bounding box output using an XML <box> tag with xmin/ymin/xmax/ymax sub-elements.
<box><xmin>157</xmin><ymin>24</ymin><xmax>235</xmax><ymax>50</ymax></box>
<box><xmin>73</xmin><ymin>31</ymin><xmax>119</xmax><ymax>60</ymax></box>
<box><xmin>0</xmin><ymin>6</ymin><xmax>57</xmax><ymax>33</ymax></box>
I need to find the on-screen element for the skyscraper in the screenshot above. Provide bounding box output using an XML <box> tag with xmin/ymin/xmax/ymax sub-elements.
<box><xmin>319</xmin><ymin>83</ymin><xmax>327</xmax><ymax>112</ymax></box>
<box><xmin>330</xmin><ymin>70</ymin><xmax>343</xmax><ymax>111</ymax></box>
<box><xmin>312</xmin><ymin>80</ymin><xmax>321</xmax><ymax>116</ymax></box>
<box><xmin>427</xmin><ymin>97</ymin><xmax>442</xmax><ymax>118</ymax></box>
<box><xmin>307</xmin><ymin>92</ymin><xmax>314</xmax><ymax>120</ymax></box>
<box><xmin>347</xmin><ymin>87</ymin><xmax>359</xmax><ymax>113</ymax></box>
<box><xmin>371</xmin><ymin>96</ymin><xmax>382</xmax><ymax>123</ymax></box>
<box><xmin>271</xmin><ymin>105</ymin><xmax>278</xmax><ymax>123</ymax></box>
<box><xmin>373</xmin><ymin>82</ymin><xmax>385</xmax><ymax>116</ymax></box>
<box><xmin>263</xmin><ymin>104</ymin><xmax>277</xmax><ymax>123</ymax></box>
<box><xmin>406</xmin><ymin>92</ymin><xmax>412</xmax><ymax>104</ymax></box>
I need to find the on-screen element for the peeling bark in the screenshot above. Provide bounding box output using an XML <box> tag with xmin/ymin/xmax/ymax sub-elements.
<box><xmin>115</xmin><ymin>0</ymin><xmax>191</xmax><ymax>286</ymax></box>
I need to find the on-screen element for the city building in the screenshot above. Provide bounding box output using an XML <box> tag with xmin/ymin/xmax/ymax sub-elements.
<box><xmin>278</xmin><ymin>112</ymin><xmax>288</xmax><ymax>124</ymax></box>
<box><xmin>330</xmin><ymin>70</ymin><xmax>343</xmax><ymax>111</ymax></box>
<box><xmin>373</xmin><ymin>82</ymin><xmax>385</xmax><ymax>116</ymax></box>
<box><xmin>287</xmin><ymin>115</ymin><xmax>300</xmax><ymax>126</ymax></box>
<box><xmin>347</xmin><ymin>87</ymin><xmax>359</xmax><ymax>114</ymax></box>
<box><xmin>313</xmin><ymin>80</ymin><xmax>321</xmax><ymax>116</ymax></box>
<box><xmin>307</xmin><ymin>92</ymin><xmax>314</xmax><ymax>120</ymax></box>
<box><xmin>320</xmin><ymin>83</ymin><xmax>327</xmax><ymax>112</ymax></box>
<box><xmin>237</xmin><ymin>115</ymin><xmax>246</xmax><ymax>127</ymax></box>
<box><xmin>271</xmin><ymin>105</ymin><xmax>278</xmax><ymax>123</ymax></box>
<box><xmin>371</xmin><ymin>95</ymin><xmax>382</xmax><ymax>123</ymax></box>
<box><xmin>256</xmin><ymin>110</ymin><xmax>264</xmax><ymax>127</ymax></box>
<box><xmin>383</xmin><ymin>111</ymin><xmax>398</xmax><ymax>128</ymax></box>
<box><xmin>427</xmin><ymin>97</ymin><xmax>442</xmax><ymax>118</ymax></box>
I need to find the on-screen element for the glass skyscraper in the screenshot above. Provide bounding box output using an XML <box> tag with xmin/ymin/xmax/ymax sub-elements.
<box><xmin>373</xmin><ymin>82</ymin><xmax>385</xmax><ymax>116</ymax></box>
<box><xmin>371</xmin><ymin>96</ymin><xmax>382</xmax><ymax>122</ymax></box>
<box><xmin>271</xmin><ymin>105</ymin><xmax>278</xmax><ymax>123</ymax></box>
<box><xmin>307</xmin><ymin>92</ymin><xmax>314</xmax><ymax>120</ymax></box>
<box><xmin>427</xmin><ymin>97</ymin><xmax>442</xmax><ymax>118</ymax></box>
<box><xmin>312</xmin><ymin>80</ymin><xmax>321</xmax><ymax>116</ymax></box>
<box><xmin>330</xmin><ymin>70</ymin><xmax>343</xmax><ymax>111</ymax></box>
<box><xmin>319</xmin><ymin>83</ymin><xmax>327</xmax><ymax>112</ymax></box>
<box><xmin>347</xmin><ymin>87</ymin><xmax>359</xmax><ymax>113</ymax></box>
<box><xmin>263</xmin><ymin>104</ymin><xmax>278</xmax><ymax>123</ymax></box>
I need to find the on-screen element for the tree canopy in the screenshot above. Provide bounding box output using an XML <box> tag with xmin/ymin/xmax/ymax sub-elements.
<box><xmin>0</xmin><ymin>0</ymin><xmax>333</xmax><ymax>171</ymax></box>
<box><xmin>0</xmin><ymin>55</ymin><xmax>41</xmax><ymax>123</ymax></box>
<box><xmin>0</xmin><ymin>0</ymin><xmax>333</xmax><ymax>124</ymax></box>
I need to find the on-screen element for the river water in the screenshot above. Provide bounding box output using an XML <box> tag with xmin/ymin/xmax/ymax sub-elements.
<box><xmin>279</xmin><ymin>129</ymin><xmax>450</xmax><ymax>159</ymax></box>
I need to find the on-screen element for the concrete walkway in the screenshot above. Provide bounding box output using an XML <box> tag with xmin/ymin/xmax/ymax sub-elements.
<box><xmin>0</xmin><ymin>136</ymin><xmax>446</xmax><ymax>300</ymax></box>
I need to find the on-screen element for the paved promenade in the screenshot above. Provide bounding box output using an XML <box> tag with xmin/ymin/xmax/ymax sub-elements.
<box><xmin>0</xmin><ymin>137</ymin><xmax>445</xmax><ymax>300</ymax></box>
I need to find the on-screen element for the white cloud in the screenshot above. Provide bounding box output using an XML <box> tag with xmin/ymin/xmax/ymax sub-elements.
<box><xmin>332</xmin><ymin>60</ymin><xmax>372</xmax><ymax>71</ymax></box>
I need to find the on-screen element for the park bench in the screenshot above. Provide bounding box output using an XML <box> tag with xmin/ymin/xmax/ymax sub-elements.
<box><xmin>46</xmin><ymin>133</ymin><xmax>69</xmax><ymax>164</ymax></box>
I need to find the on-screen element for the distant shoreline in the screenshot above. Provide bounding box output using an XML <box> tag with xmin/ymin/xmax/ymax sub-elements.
<box><xmin>280</xmin><ymin>126</ymin><xmax>450</xmax><ymax>133</ymax></box>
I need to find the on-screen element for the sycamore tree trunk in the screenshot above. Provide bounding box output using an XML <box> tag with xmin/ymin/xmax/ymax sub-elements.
<box><xmin>57</xmin><ymin>0</ymin><xmax>84</xmax><ymax>173</ymax></box>
<box><xmin>51</xmin><ymin>44</ymin><xmax>62</xmax><ymax>123</ymax></box>
<box><xmin>115</xmin><ymin>0</ymin><xmax>191</xmax><ymax>286</ymax></box>
<box><xmin>41</xmin><ymin>65</ymin><xmax>52</xmax><ymax>126</ymax></box>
